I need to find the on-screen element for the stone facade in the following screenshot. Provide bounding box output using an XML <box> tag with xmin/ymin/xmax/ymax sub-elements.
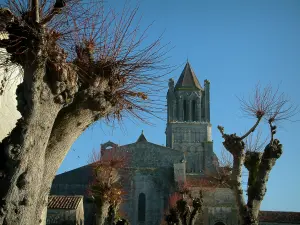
<box><xmin>115</xmin><ymin>142</ymin><xmax>183</xmax><ymax>225</ymax></box>
<box><xmin>50</xmin><ymin>62</ymin><xmax>300</xmax><ymax>225</ymax></box>
<box><xmin>51</xmin><ymin>62</ymin><xmax>237</xmax><ymax>225</ymax></box>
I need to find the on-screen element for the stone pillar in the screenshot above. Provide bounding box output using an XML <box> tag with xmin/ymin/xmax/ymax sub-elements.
<box><xmin>172</xmin><ymin>99</ymin><xmax>177</xmax><ymax>121</ymax></box>
<box><xmin>196</xmin><ymin>98</ymin><xmax>201</xmax><ymax>121</ymax></box>
<box><xmin>174</xmin><ymin>162</ymin><xmax>186</xmax><ymax>183</ymax></box>
<box><xmin>204</xmin><ymin>80</ymin><xmax>210</xmax><ymax>122</ymax></box>
<box><xmin>178</xmin><ymin>98</ymin><xmax>183</xmax><ymax>121</ymax></box>
<box><xmin>207</xmin><ymin>124</ymin><xmax>212</xmax><ymax>141</ymax></box>
<box><xmin>167</xmin><ymin>78</ymin><xmax>174</xmax><ymax>122</ymax></box>
<box><xmin>167</xmin><ymin>100</ymin><xmax>171</xmax><ymax>122</ymax></box>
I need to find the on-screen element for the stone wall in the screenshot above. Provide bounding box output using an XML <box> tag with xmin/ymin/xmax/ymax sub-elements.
<box><xmin>189</xmin><ymin>187</ymin><xmax>238</xmax><ymax>225</ymax></box>
<box><xmin>122</xmin><ymin>168</ymin><xmax>175</xmax><ymax>225</ymax></box>
<box><xmin>119</xmin><ymin>142</ymin><xmax>184</xmax><ymax>168</ymax></box>
<box><xmin>46</xmin><ymin>209</ymin><xmax>77</xmax><ymax>225</ymax></box>
<box><xmin>0</xmin><ymin>48</ymin><xmax>21</xmax><ymax>141</ymax></box>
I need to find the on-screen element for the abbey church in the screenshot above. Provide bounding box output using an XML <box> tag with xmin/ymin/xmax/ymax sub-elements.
<box><xmin>49</xmin><ymin>63</ymin><xmax>300</xmax><ymax>225</ymax></box>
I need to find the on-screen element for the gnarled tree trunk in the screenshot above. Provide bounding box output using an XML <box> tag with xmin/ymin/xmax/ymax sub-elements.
<box><xmin>95</xmin><ymin>202</ymin><xmax>110</xmax><ymax>225</ymax></box>
<box><xmin>0</xmin><ymin>0</ymin><xmax>167</xmax><ymax>223</ymax></box>
<box><xmin>218</xmin><ymin>106</ymin><xmax>285</xmax><ymax>225</ymax></box>
<box><xmin>0</xmin><ymin>57</ymin><xmax>62</xmax><ymax>224</ymax></box>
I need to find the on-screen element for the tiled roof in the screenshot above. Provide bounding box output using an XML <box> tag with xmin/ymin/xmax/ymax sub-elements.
<box><xmin>186</xmin><ymin>175</ymin><xmax>228</xmax><ymax>188</ymax></box>
<box><xmin>259</xmin><ymin>211</ymin><xmax>300</xmax><ymax>223</ymax></box>
<box><xmin>48</xmin><ymin>195</ymin><xmax>83</xmax><ymax>209</ymax></box>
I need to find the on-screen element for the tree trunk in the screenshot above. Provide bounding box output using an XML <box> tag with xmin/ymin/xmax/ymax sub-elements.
<box><xmin>106</xmin><ymin>205</ymin><xmax>117</xmax><ymax>225</ymax></box>
<box><xmin>34</xmin><ymin>98</ymin><xmax>111</xmax><ymax>222</ymax></box>
<box><xmin>240</xmin><ymin>214</ymin><xmax>259</xmax><ymax>225</ymax></box>
<box><xmin>0</xmin><ymin>57</ymin><xmax>114</xmax><ymax>224</ymax></box>
<box><xmin>95</xmin><ymin>202</ymin><xmax>110</xmax><ymax>225</ymax></box>
<box><xmin>188</xmin><ymin>209</ymin><xmax>199</xmax><ymax>225</ymax></box>
<box><xmin>0</xmin><ymin>59</ymin><xmax>62</xmax><ymax>224</ymax></box>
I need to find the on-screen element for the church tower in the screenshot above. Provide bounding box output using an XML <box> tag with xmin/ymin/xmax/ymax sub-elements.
<box><xmin>166</xmin><ymin>62</ymin><xmax>214</xmax><ymax>173</ymax></box>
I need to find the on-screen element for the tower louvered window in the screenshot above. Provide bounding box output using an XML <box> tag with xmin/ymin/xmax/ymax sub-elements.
<box><xmin>183</xmin><ymin>100</ymin><xmax>188</xmax><ymax>121</ymax></box>
<box><xmin>192</xmin><ymin>100</ymin><xmax>196</xmax><ymax>121</ymax></box>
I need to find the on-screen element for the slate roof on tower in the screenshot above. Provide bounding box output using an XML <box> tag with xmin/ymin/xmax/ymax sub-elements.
<box><xmin>175</xmin><ymin>62</ymin><xmax>202</xmax><ymax>90</ymax></box>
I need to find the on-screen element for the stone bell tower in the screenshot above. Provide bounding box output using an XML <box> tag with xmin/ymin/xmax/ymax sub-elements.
<box><xmin>166</xmin><ymin>62</ymin><xmax>214</xmax><ymax>173</ymax></box>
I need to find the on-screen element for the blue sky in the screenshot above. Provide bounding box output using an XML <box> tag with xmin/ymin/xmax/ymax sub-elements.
<box><xmin>57</xmin><ymin>0</ymin><xmax>300</xmax><ymax>212</ymax></box>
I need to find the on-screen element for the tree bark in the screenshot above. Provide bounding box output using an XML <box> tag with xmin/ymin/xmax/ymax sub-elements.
<box><xmin>244</xmin><ymin>140</ymin><xmax>283</xmax><ymax>225</ymax></box>
<box><xmin>218</xmin><ymin>125</ymin><xmax>282</xmax><ymax>225</ymax></box>
<box><xmin>106</xmin><ymin>205</ymin><xmax>118</xmax><ymax>225</ymax></box>
<box><xmin>0</xmin><ymin>58</ymin><xmax>62</xmax><ymax>224</ymax></box>
<box><xmin>34</xmin><ymin>96</ymin><xmax>113</xmax><ymax>223</ymax></box>
<box><xmin>95</xmin><ymin>202</ymin><xmax>110</xmax><ymax>225</ymax></box>
<box><xmin>188</xmin><ymin>209</ymin><xmax>199</xmax><ymax>225</ymax></box>
<box><xmin>0</xmin><ymin>31</ymin><xmax>110</xmax><ymax>224</ymax></box>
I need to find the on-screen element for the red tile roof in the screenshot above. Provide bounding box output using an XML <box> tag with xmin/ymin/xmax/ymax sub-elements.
<box><xmin>186</xmin><ymin>175</ymin><xmax>214</xmax><ymax>187</ymax></box>
<box><xmin>259</xmin><ymin>211</ymin><xmax>300</xmax><ymax>224</ymax></box>
<box><xmin>48</xmin><ymin>195</ymin><xmax>83</xmax><ymax>209</ymax></box>
<box><xmin>186</xmin><ymin>175</ymin><xmax>229</xmax><ymax>188</ymax></box>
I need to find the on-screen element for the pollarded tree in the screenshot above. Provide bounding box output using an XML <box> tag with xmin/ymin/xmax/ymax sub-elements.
<box><xmin>216</xmin><ymin>85</ymin><xmax>297</xmax><ymax>225</ymax></box>
<box><xmin>87</xmin><ymin>147</ymin><xmax>130</xmax><ymax>225</ymax></box>
<box><xmin>0</xmin><ymin>0</ymin><xmax>168</xmax><ymax>224</ymax></box>
<box><xmin>163</xmin><ymin>180</ymin><xmax>204</xmax><ymax>225</ymax></box>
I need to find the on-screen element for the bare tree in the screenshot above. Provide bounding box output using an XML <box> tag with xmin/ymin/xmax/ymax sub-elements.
<box><xmin>87</xmin><ymin>147</ymin><xmax>130</xmax><ymax>225</ymax></box>
<box><xmin>216</xmin><ymin>84</ymin><xmax>297</xmax><ymax>225</ymax></box>
<box><xmin>0</xmin><ymin>0</ymin><xmax>168</xmax><ymax>224</ymax></box>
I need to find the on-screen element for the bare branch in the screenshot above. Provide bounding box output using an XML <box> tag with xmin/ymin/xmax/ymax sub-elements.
<box><xmin>238</xmin><ymin>84</ymin><xmax>298</xmax><ymax>122</ymax></box>
<box><xmin>244</xmin><ymin>129</ymin><xmax>268</xmax><ymax>152</ymax></box>
<box><xmin>240</xmin><ymin>117</ymin><xmax>262</xmax><ymax>140</ymax></box>
<box><xmin>1</xmin><ymin>0</ymin><xmax>170</xmax><ymax>120</ymax></box>
<box><xmin>217</xmin><ymin>125</ymin><xmax>225</xmax><ymax>137</ymax></box>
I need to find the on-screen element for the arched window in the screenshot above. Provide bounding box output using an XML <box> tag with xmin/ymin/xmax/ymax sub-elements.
<box><xmin>192</xmin><ymin>100</ymin><xmax>196</xmax><ymax>121</ymax></box>
<box><xmin>138</xmin><ymin>193</ymin><xmax>146</xmax><ymax>222</ymax></box>
<box><xmin>183</xmin><ymin>100</ymin><xmax>188</xmax><ymax>121</ymax></box>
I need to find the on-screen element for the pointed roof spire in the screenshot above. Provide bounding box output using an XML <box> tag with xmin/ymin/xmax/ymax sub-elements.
<box><xmin>175</xmin><ymin>62</ymin><xmax>202</xmax><ymax>90</ymax></box>
<box><xmin>136</xmin><ymin>130</ymin><xmax>147</xmax><ymax>142</ymax></box>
